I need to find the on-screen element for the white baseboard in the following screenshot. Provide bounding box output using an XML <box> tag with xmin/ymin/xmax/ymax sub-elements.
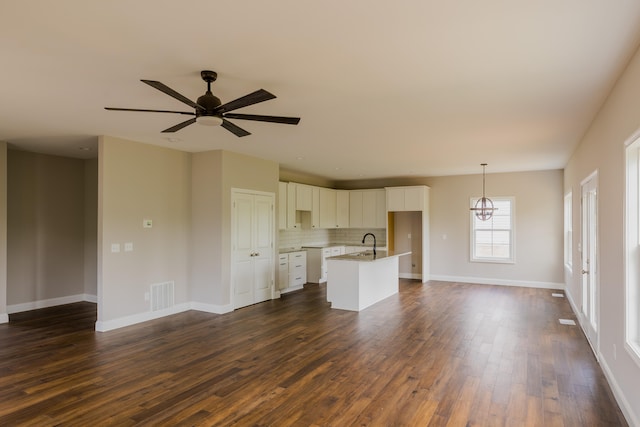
<box><xmin>429</xmin><ymin>274</ymin><xmax>565</xmax><ymax>290</ymax></box>
<box><xmin>399</xmin><ymin>273</ymin><xmax>423</xmax><ymax>280</ymax></box>
<box><xmin>190</xmin><ymin>302</ymin><xmax>233</xmax><ymax>314</ymax></box>
<box><xmin>598</xmin><ymin>353</ymin><xmax>640</xmax><ymax>427</ymax></box>
<box><xmin>564</xmin><ymin>289</ymin><xmax>638</xmax><ymax>427</ymax></box>
<box><xmin>95</xmin><ymin>302</ymin><xmax>191</xmax><ymax>332</ymax></box>
<box><xmin>7</xmin><ymin>294</ymin><xmax>97</xmax><ymax>314</ymax></box>
<box><xmin>0</xmin><ymin>313</ymin><xmax>8</xmax><ymax>324</ymax></box>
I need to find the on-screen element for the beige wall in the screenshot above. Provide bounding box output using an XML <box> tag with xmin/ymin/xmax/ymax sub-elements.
<box><xmin>336</xmin><ymin>170</ymin><xmax>564</xmax><ymax>287</ymax></box>
<box><xmin>84</xmin><ymin>158</ymin><xmax>98</xmax><ymax>296</ymax></box>
<box><xmin>427</xmin><ymin>170</ymin><xmax>564</xmax><ymax>286</ymax></box>
<box><xmin>564</xmin><ymin>43</ymin><xmax>640</xmax><ymax>423</ymax></box>
<box><xmin>7</xmin><ymin>150</ymin><xmax>87</xmax><ymax>306</ymax></box>
<box><xmin>98</xmin><ymin>136</ymin><xmax>191</xmax><ymax>324</ymax></box>
<box><xmin>0</xmin><ymin>142</ymin><xmax>6</xmax><ymax>322</ymax></box>
<box><xmin>190</xmin><ymin>150</ymin><xmax>223</xmax><ymax>306</ymax></box>
<box><xmin>191</xmin><ymin>150</ymin><xmax>278</xmax><ymax>308</ymax></box>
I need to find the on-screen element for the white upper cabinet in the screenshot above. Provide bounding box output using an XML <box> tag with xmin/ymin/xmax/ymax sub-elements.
<box><xmin>311</xmin><ymin>186</ymin><xmax>320</xmax><ymax>229</ymax></box>
<box><xmin>286</xmin><ymin>182</ymin><xmax>298</xmax><ymax>229</ymax></box>
<box><xmin>295</xmin><ymin>183</ymin><xmax>313</xmax><ymax>211</ymax></box>
<box><xmin>350</xmin><ymin>189</ymin><xmax>386</xmax><ymax>228</ymax></box>
<box><xmin>336</xmin><ymin>190</ymin><xmax>350</xmax><ymax>228</ymax></box>
<box><xmin>386</xmin><ymin>186</ymin><xmax>428</xmax><ymax>212</ymax></box>
<box><xmin>319</xmin><ymin>187</ymin><xmax>337</xmax><ymax>228</ymax></box>
<box><xmin>278</xmin><ymin>182</ymin><xmax>287</xmax><ymax>230</ymax></box>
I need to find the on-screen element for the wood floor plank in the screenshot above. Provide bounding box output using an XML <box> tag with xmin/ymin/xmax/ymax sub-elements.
<box><xmin>0</xmin><ymin>282</ymin><xmax>628</xmax><ymax>426</ymax></box>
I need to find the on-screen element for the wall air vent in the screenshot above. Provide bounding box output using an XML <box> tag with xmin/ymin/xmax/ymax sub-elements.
<box><xmin>150</xmin><ymin>281</ymin><xmax>175</xmax><ymax>311</ymax></box>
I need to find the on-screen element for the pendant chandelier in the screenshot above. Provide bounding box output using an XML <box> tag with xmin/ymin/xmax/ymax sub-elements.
<box><xmin>470</xmin><ymin>163</ymin><xmax>496</xmax><ymax>221</ymax></box>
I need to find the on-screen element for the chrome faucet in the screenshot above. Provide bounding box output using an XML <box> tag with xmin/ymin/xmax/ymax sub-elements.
<box><xmin>362</xmin><ymin>233</ymin><xmax>376</xmax><ymax>256</ymax></box>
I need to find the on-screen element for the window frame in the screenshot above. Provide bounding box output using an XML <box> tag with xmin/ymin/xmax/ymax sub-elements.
<box><xmin>624</xmin><ymin>134</ymin><xmax>640</xmax><ymax>369</ymax></box>
<box><xmin>564</xmin><ymin>191</ymin><xmax>573</xmax><ymax>272</ymax></box>
<box><xmin>469</xmin><ymin>196</ymin><xmax>515</xmax><ymax>264</ymax></box>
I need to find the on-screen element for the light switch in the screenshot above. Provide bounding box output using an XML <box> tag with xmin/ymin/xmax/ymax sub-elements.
<box><xmin>143</xmin><ymin>219</ymin><xmax>152</xmax><ymax>228</ymax></box>
<box><xmin>111</xmin><ymin>243</ymin><xmax>120</xmax><ymax>253</ymax></box>
<box><xmin>124</xmin><ymin>242</ymin><xmax>133</xmax><ymax>252</ymax></box>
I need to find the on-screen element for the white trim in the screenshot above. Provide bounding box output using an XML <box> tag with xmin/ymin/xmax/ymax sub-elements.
<box><xmin>190</xmin><ymin>302</ymin><xmax>233</xmax><ymax>314</ymax></box>
<box><xmin>281</xmin><ymin>285</ymin><xmax>304</xmax><ymax>294</ymax></box>
<box><xmin>600</xmin><ymin>348</ymin><xmax>640</xmax><ymax>427</ymax></box>
<box><xmin>429</xmin><ymin>275</ymin><xmax>564</xmax><ymax>290</ymax></box>
<box><xmin>469</xmin><ymin>196</ymin><xmax>515</xmax><ymax>263</ymax></box>
<box><xmin>95</xmin><ymin>302</ymin><xmax>191</xmax><ymax>332</ymax></box>
<box><xmin>7</xmin><ymin>294</ymin><xmax>96</xmax><ymax>314</ymax></box>
<box><xmin>0</xmin><ymin>313</ymin><xmax>8</xmax><ymax>324</ymax></box>
<box><xmin>400</xmin><ymin>272</ymin><xmax>422</xmax><ymax>280</ymax></box>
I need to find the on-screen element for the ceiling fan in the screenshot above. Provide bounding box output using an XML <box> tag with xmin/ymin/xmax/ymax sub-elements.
<box><xmin>105</xmin><ymin>70</ymin><xmax>300</xmax><ymax>137</ymax></box>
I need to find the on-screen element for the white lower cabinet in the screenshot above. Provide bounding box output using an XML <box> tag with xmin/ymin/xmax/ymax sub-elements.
<box><xmin>278</xmin><ymin>254</ymin><xmax>288</xmax><ymax>290</ymax></box>
<box><xmin>288</xmin><ymin>251</ymin><xmax>307</xmax><ymax>289</ymax></box>
<box><xmin>306</xmin><ymin>246</ymin><xmax>345</xmax><ymax>283</ymax></box>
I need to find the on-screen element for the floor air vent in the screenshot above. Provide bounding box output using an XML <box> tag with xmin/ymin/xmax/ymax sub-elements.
<box><xmin>559</xmin><ymin>319</ymin><xmax>576</xmax><ymax>325</ymax></box>
<box><xmin>151</xmin><ymin>281</ymin><xmax>174</xmax><ymax>311</ymax></box>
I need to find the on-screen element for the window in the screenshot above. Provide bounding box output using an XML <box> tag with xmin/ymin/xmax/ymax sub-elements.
<box><xmin>564</xmin><ymin>192</ymin><xmax>572</xmax><ymax>271</ymax></box>
<box><xmin>470</xmin><ymin>197</ymin><xmax>514</xmax><ymax>263</ymax></box>
<box><xmin>625</xmin><ymin>136</ymin><xmax>640</xmax><ymax>367</ymax></box>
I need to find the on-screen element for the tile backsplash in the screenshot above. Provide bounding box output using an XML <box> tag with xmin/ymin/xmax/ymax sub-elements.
<box><xmin>279</xmin><ymin>227</ymin><xmax>387</xmax><ymax>249</ymax></box>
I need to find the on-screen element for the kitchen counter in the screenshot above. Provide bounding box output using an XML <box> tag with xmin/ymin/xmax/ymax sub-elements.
<box><xmin>326</xmin><ymin>250</ymin><xmax>410</xmax><ymax>311</ymax></box>
<box><xmin>327</xmin><ymin>250</ymin><xmax>409</xmax><ymax>262</ymax></box>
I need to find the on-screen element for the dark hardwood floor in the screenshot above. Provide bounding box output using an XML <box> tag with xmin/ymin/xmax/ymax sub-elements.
<box><xmin>0</xmin><ymin>280</ymin><xmax>628</xmax><ymax>426</ymax></box>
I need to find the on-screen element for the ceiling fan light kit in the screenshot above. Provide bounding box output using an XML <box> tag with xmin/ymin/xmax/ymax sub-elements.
<box><xmin>105</xmin><ymin>70</ymin><xmax>300</xmax><ymax>137</ymax></box>
<box><xmin>196</xmin><ymin>115</ymin><xmax>223</xmax><ymax>126</ymax></box>
<box><xmin>470</xmin><ymin>163</ymin><xmax>497</xmax><ymax>221</ymax></box>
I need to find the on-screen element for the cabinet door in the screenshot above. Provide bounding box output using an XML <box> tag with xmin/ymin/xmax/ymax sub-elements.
<box><xmin>278</xmin><ymin>254</ymin><xmax>288</xmax><ymax>290</ymax></box>
<box><xmin>350</xmin><ymin>191</ymin><xmax>364</xmax><ymax>228</ymax></box>
<box><xmin>404</xmin><ymin>187</ymin><xmax>424</xmax><ymax>211</ymax></box>
<box><xmin>387</xmin><ymin>187</ymin><xmax>405</xmax><ymax>211</ymax></box>
<box><xmin>278</xmin><ymin>182</ymin><xmax>287</xmax><ymax>230</ymax></box>
<box><xmin>287</xmin><ymin>182</ymin><xmax>298</xmax><ymax>228</ymax></box>
<box><xmin>319</xmin><ymin>188</ymin><xmax>337</xmax><ymax>228</ymax></box>
<box><xmin>311</xmin><ymin>186</ymin><xmax>320</xmax><ymax>229</ymax></box>
<box><xmin>296</xmin><ymin>184</ymin><xmax>313</xmax><ymax>211</ymax></box>
<box><xmin>362</xmin><ymin>190</ymin><xmax>377</xmax><ymax>228</ymax></box>
<box><xmin>375</xmin><ymin>189</ymin><xmax>387</xmax><ymax>228</ymax></box>
<box><xmin>336</xmin><ymin>190</ymin><xmax>350</xmax><ymax>228</ymax></box>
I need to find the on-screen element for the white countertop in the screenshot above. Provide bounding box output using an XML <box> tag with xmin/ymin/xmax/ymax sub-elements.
<box><xmin>327</xmin><ymin>250</ymin><xmax>410</xmax><ymax>262</ymax></box>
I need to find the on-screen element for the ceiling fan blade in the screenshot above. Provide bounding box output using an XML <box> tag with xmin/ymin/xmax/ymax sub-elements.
<box><xmin>105</xmin><ymin>107</ymin><xmax>195</xmax><ymax>116</ymax></box>
<box><xmin>215</xmin><ymin>89</ymin><xmax>276</xmax><ymax>113</ymax></box>
<box><xmin>161</xmin><ymin>118</ymin><xmax>197</xmax><ymax>133</ymax></box>
<box><xmin>221</xmin><ymin>119</ymin><xmax>251</xmax><ymax>137</ymax></box>
<box><xmin>223</xmin><ymin>113</ymin><xmax>300</xmax><ymax>125</ymax></box>
<box><xmin>142</xmin><ymin>80</ymin><xmax>205</xmax><ymax>111</ymax></box>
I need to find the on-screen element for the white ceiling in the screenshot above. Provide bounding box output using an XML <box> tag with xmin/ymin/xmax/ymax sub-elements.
<box><xmin>2</xmin><ymin>1</ymin><xmax>640</xmax><ymax>180</ymax></box>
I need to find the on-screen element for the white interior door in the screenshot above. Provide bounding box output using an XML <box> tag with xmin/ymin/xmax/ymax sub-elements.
<box><xmin>581</xmin><ymin>172</ymin><xmax>598</xmax><ymax>347</ymax></box>
<box><xmin>232</xmin><ymin>191</ymin><xmax>274</xmax><ymax>309</ymax></box>
<box><xmin>252</xmin><ymin>195</ymin><xmax>274</xmax><ymax>303</ymax></box>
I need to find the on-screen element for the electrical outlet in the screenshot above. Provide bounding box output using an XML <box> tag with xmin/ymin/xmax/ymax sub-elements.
<box><xmin>143</xmin><ymin>219</ymin><xmax>152</xmax><ymax>228</ymax></box>
<box><xmin>124</xmin><ymin>242</ymin><xmax>133</xmax><ymax>252</ymax></box>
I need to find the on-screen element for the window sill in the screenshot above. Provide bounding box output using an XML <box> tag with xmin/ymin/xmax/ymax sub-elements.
<box><xmin>471</xmin><ymin>258</ymin><xmax>515</xmax><ymax>265</ymax></box>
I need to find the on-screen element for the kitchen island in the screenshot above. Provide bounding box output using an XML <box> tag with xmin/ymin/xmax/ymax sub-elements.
<box><xmin>326</xmin><ymin>250</ymin><xmax>411</xmax><ymax>311</ymax></box>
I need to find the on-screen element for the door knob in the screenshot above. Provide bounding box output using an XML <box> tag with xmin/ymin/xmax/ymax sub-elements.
<box><xmin>582</xmin><ymin>269</ymin><xmax>589</xmax><ymax>275</ymax></box>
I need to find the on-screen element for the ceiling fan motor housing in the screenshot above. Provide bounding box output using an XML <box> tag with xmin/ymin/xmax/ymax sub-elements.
<box><xmin>196</xmin><ymin>92</ymin><xmax>222</xmax><ymax>118</ymax></box>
